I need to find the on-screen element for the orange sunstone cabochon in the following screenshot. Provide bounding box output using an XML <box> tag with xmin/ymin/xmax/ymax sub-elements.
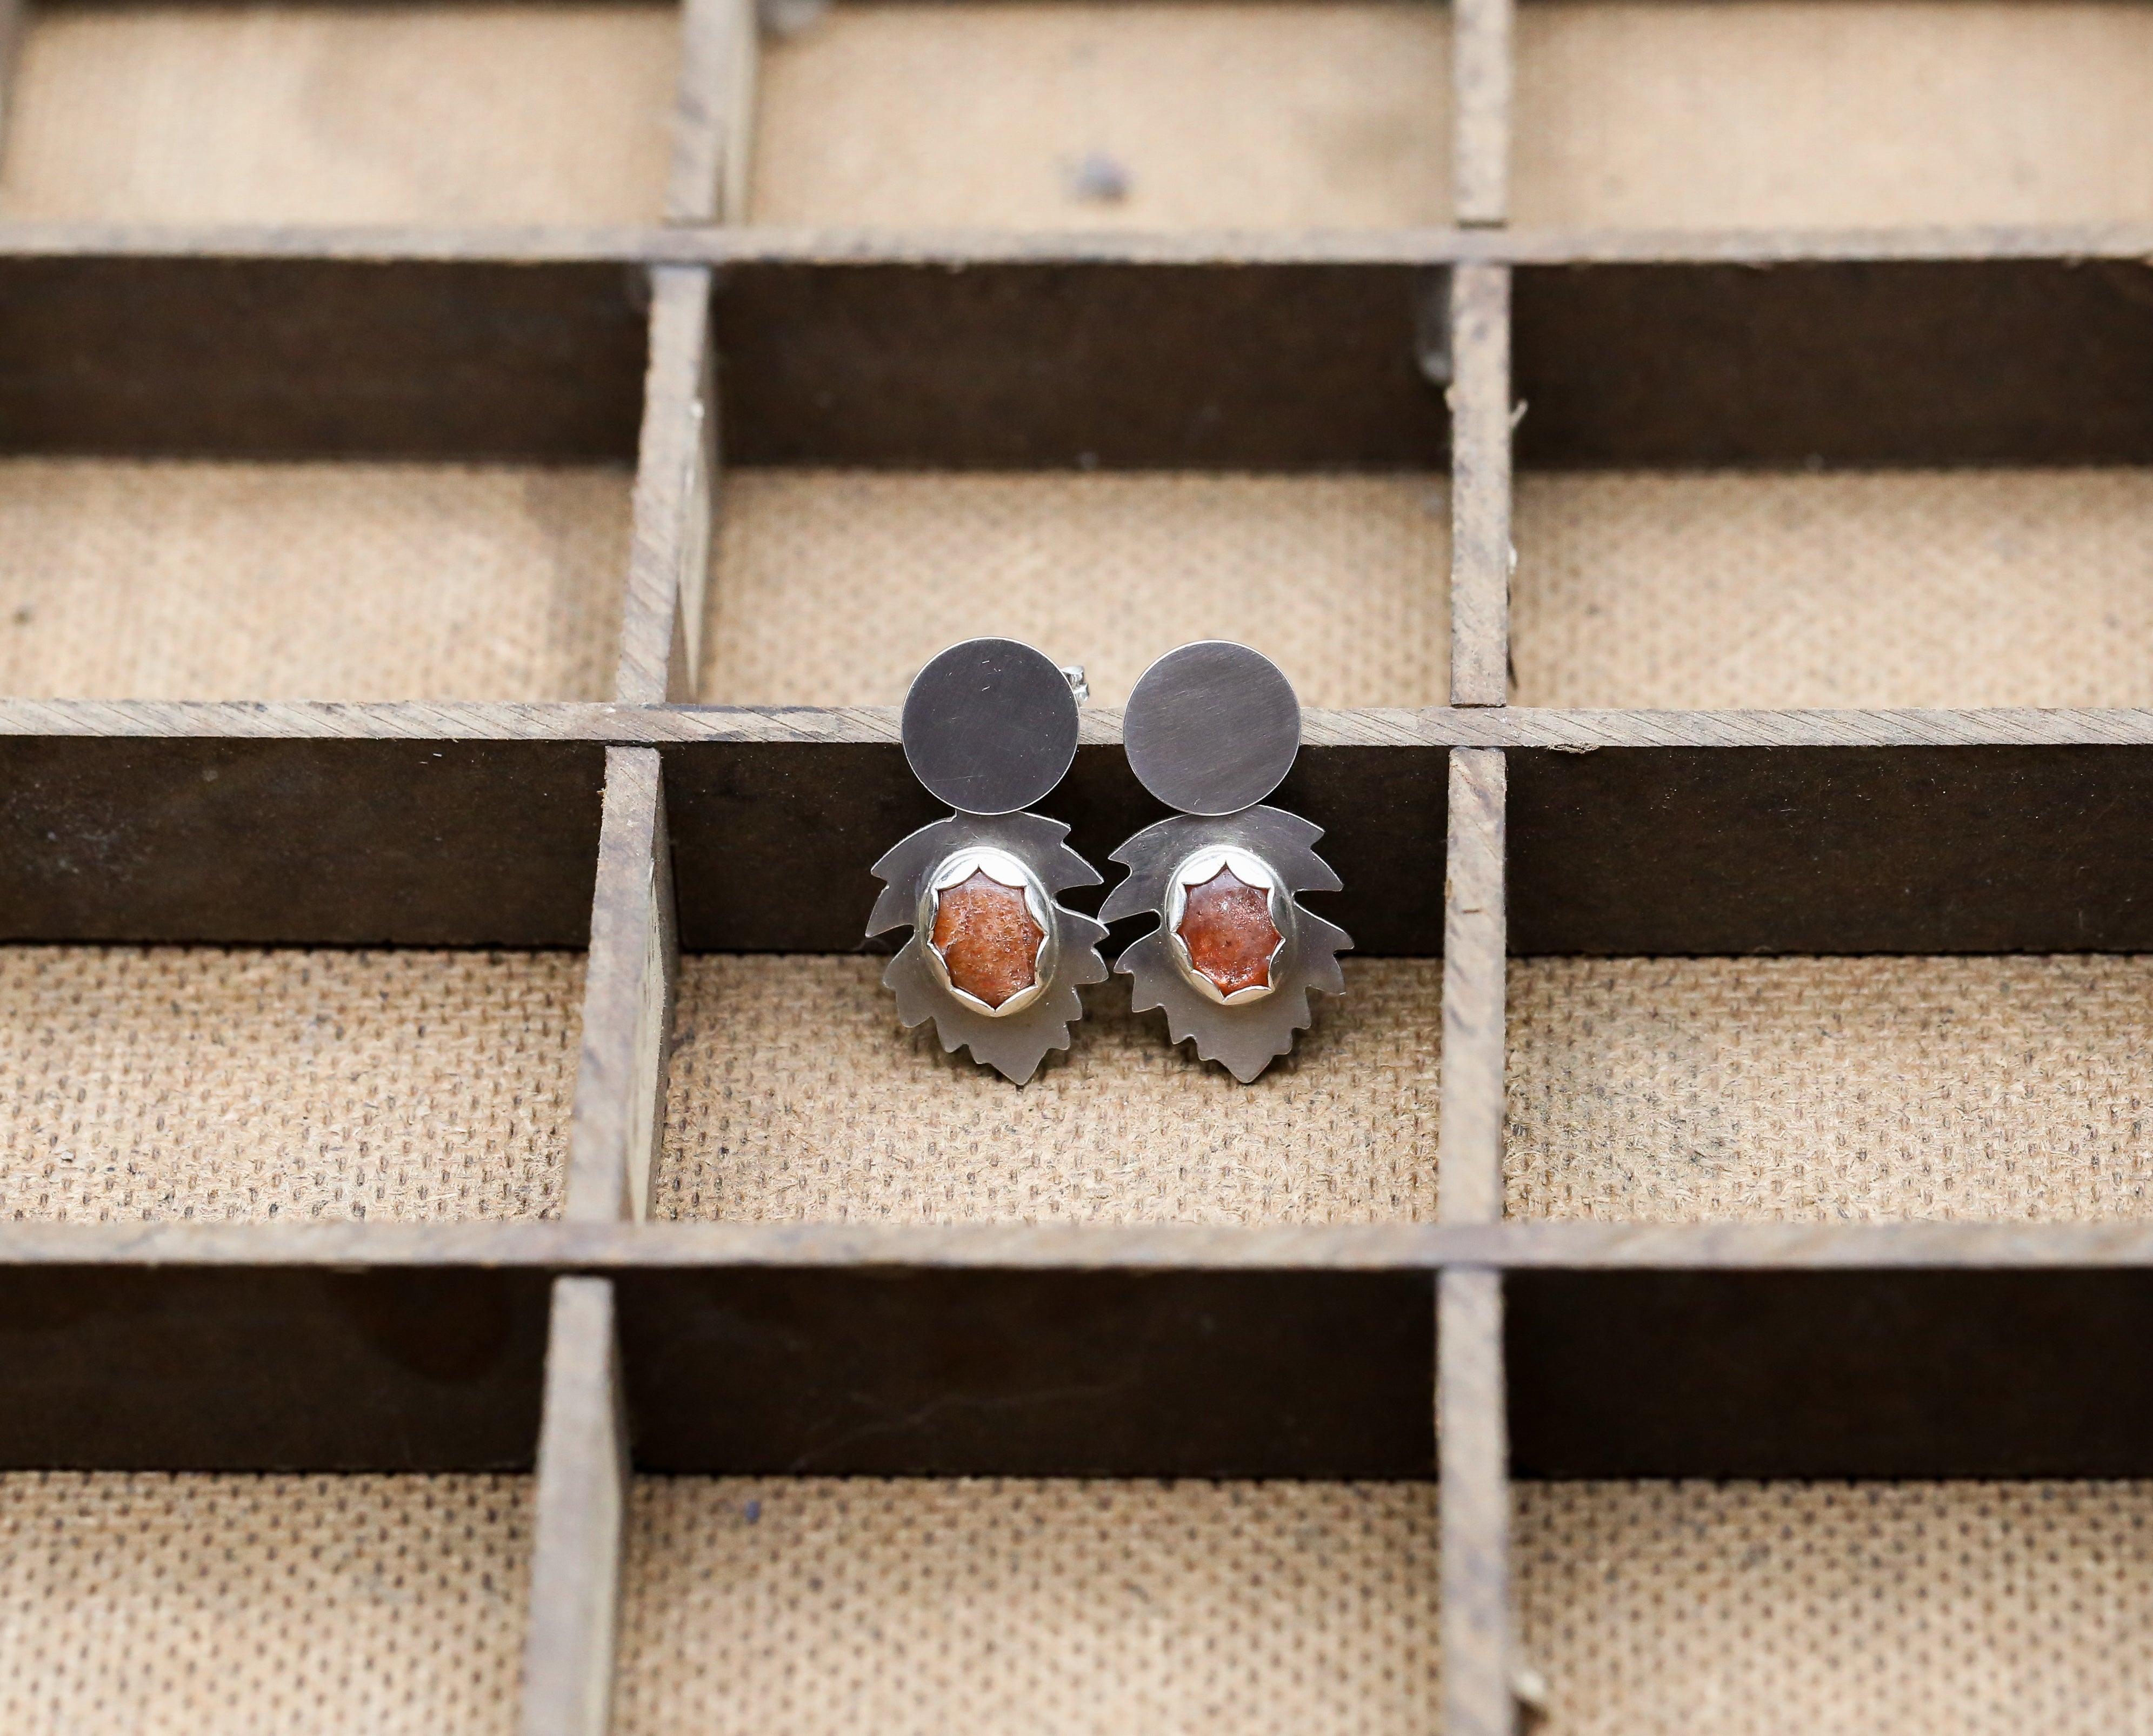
<box><xmin>1176</xmin><ymin>866</ymin><xmax>1281</xmax><ymax>997</ymax></box>
<box><xmin>931</xmin><ymin>869</ymin><xmax>1045</xmax><ymax>1009</ymax></box>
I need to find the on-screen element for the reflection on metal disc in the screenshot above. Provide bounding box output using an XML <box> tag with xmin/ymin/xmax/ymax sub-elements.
<box><xmin>902</xmin><ymin>638</ymin><xmax>1081</xmax><ymax>816</ymax></box>
<box><xmin>1123</xmin><ymin>641</ymin><xmax>1300</xmax><ymax>817</ymax></box>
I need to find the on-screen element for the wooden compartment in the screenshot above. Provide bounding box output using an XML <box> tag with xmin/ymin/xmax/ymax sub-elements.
<box><xmin>1505</xmin><ymin>954</ymin><xmax>2153</xmax><ymax>1223</ymax></box>
<box><xmin>0</xmin><ymin>458</ymin><xmax>631</xmax><ymax>703</ymax></box>
<box><xmin>0</xmin><ymin>1470</ymin><xmax>532</xmax><ymax>1735</ymax></box>
<box><xmin>1513</xmin><ymin>0</ymin><xmax>2153</xmax><ymax>230</ymax></box>
<box><xmin>702</xmin><ymin>471</ymin><xmax>1452</xmax><ymax>709</ymax></box>
<box><xmin>749</xmin><ymin>0</ymin><xmax>1451</xmax><ymax>230</ymax></box>
<box><xmin>655</xmin><ymin>955</ymin><xmax>1442</xmax><ymax>1224</ymax></box>
<box><xmin>0</xmin><ymin>946</ymin><xmax>584</xmax><ymax>1221</ymax></box>
<box><xmin>614</xmin><ymin>1475</ymin><xmax>1439</xmax><ymax>1735</ymax></box>
<box><xmin>1512</xmin><ymin>1479</ymin><xmax>2153</xmax><ymax>1734</ymax></box>
<box><xmin>1510</xmin><ymin>469</ymin><xmax>2153</xmax><ymax>711</ymax></box>
<box><xmin>0</xmin><ymin>1</ymin><xmax>680</xmax><ymax>226</ymax></box>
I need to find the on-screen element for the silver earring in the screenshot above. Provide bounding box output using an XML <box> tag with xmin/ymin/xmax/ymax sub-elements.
<box><xmin>1101</xmin><ymin>642</ymin><xmax>1351</xmax><ymax>1082</ymax></box>
<box><xmin>869</xmin><ymin>638</ymin><xmax>1108</xmax><ymax>1084</ymax></box>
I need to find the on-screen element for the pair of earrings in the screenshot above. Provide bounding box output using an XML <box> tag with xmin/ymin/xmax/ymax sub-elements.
<box><xmin>868</xmin><ymin>637</ymin><xmax>1351</xmax><ymax>1084</ymax></box>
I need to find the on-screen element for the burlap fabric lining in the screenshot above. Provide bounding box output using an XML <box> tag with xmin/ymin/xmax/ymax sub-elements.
<box><xmin>1513</xmin><ymin>470</ymin><xmax>2153</xmax><ymax>711</ymax></box>
<box><xmin>702</xmin><ymin>471</ymin><xmax>1453</xmax><ymax>710</ymax></box>
<box><xmin>658</xmin><ymin>954</ymin><xmax>1441</xmax><ymax>1223</ymax></box>
<box><xmin>0</xmin><ymin>459</ymin><xmax>630</xmax><ymax>703</ymax></box>
<box><xmin>0</xmin><ymin>3</ymin><xmax>677</xmax><ymax>225</ymax></box>
<box><xmin>1508</xmin><ymin>956</ymin><xmax>2153</xmax><ymax>1223</ymax></box>
<box><xmin>13</xmin><ymin>0</ymin><xmax>2132</xmax><ymax>234</ymax></box>
<box><xmin>706</xmin><ymin>468</ymin><xmax>2153</xmax><ymax>714</ymax></box>
<box><xmin>1514</xmin><ymin>1480</ymin><xmax>2153</xmax><ymax>1736</ymax></box>
<box><xmin>0</xmin><ymin>462</ymin><xmax>2134</xmax><ymax>712</ymax></box>
<box><xmin>9</xmin><ymin>1472</ymin><xmax>2150</xmax><ymax>1733</ymax></box>
<box><xmin>751</xmin><ymin>0</ymin><xmax>2149</xmax><ymax>232</ymax></box>
<box><xmin>615</xmin><ymin>1477</ymin><xmax>1441</xmax><ymax>1735</ymax></box>
<box><xmin>750</xmin><ymin>1</ymin><xmax>1451</xmax><ymax>230</ymax></box>
<box><xmin>1514</xmin><ymin>0</ymin><xmax>2153</xmax><ymax>229</ymax></box>
<box><xmin>0</xmin><ymin>1472</ymin><xmax>531</xmax><ymax>1736</ymax></box>
<box><xmin>0</xmin><ymin>947</ymin><xmax>582</xmax><ymax>1222</ymax></box>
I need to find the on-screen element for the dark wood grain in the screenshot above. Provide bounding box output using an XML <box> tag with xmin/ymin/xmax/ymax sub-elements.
<box><xmin>615</xmin><ymin>1263</ymin><xmax>1436</xmax><ymax>1478</ymax></box>
<box><xmin>1509</xmin><ymin>743</ymin><xmax>2153</xmax><ymax>955</ymax></box>
<box><xmin>4</xmin><ymin>709</ymin><xmax>2153</xmax><ymax>953</ymax></box>
<box><xmin>712</xmin><ymin>257</ymin><xmax>1452</xmax><ymax>468</ymax></box>
<box><xmin>0</xmin><ymin>733</ymin><xmax>604</xmax><ymax>945</ymax></box>
<box><xmin>0</xmin><ymin>241</ymin><xmax>2138</xmax><ymax>469</ymax></box>
<box><xmin>1515</xmin><ymin>256</ymin><xmax>2153</xmax><ymax>467</ymax></box>
<box><xmin>9</xmin><ymin>1219</ymin><xmax>2153</xmax><ymax>1478</ymax></box>
<box><xmin>661</xmin><ymin>733</ymin><xmax>1445</xmax><ymax>954</ymax></box>
<box><xmin>1510</xmin><ymin>1265</ymin><xmax>2153</xmax><ymax>1479</ymax></box>
<box><xmin>0</xmin><ymin>253</ymin><xmax>646</xmax><ymax>458</ymax></box>
<box><xmin>0</xmin><ymin>1259</ymin><xmax>552</xmax><ymax>1471</ymax></box>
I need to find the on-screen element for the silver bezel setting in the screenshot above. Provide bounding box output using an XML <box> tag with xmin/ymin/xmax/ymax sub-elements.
<box><xmin>917</xmin><ymin>846</ymin><xmax>1059</xmax><ymax>1019</ymax></box>
<box><xmin>1101</xmin><ymin>806</ymin><xmax>1351</xmax><ymax>1084</ymax></box>
<box><xmin>1163</xmin><ymin>846</ymin><xmax>1291</xmax><ymax>1006</ymax></box>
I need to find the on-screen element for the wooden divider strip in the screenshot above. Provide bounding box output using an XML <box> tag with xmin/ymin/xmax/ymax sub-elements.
<box><xmin>1439</xmin><ymin>745</ymin><xmax>1508</xmax><ymax>1223</ymax></box>
<box><xmin>1455</xmin><ymin>0</ymin><xmax>1507</xmax><ymax>227</ymax></box>
<box><xmin>1452</xmin><ymin>0</ymin><xmax>1512</xmax><ymax>226</ymax></box>
<box><xmin>566</xmin><ymin>746</ymin><xmax>678</xmax><ymax>1223</ymax></box>
<box><xmin>1440</xmin><ymin>1266</ymin><xmax>1514</xmax><ymax>1736</ymax></box>
<box><xmin>616</xmin><ymin>0</ymin><xmax>749</xmax><ymax>702</ymax></box>
<box><xmin>1439</xmin><ymin>742</ymin><xmax>1511</xmax><ymax>1726</ymax></box>
<box><xmin>666</xmin><ymin>0</ymin><xmax>759</xmax><ymax>224</ymax></box>
<box><xmin>1449</xmin><ymin>262</ymin><xmax>1513</xmax><ymax>706</ymax></box>
<box><xmin>519</xmin><ymin>1278</ymin><xmax>631</xmax><ymax>1736</ymax></box>
<box><xmin>616</xmin><ymin>266</ymin><xmax>716</xmax><ymax>705</ymax></box>
<box><xmin>529</xmin><ymin>15</ymin><xmax>751</xmax><ymax>1715</ymax></box>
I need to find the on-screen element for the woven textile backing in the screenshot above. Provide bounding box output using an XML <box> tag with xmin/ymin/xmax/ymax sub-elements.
<box><xmin>1512</xmin><ymin>0</ymin><xmax>2153</xmax><ymax>229</ymax></box>
<box><xmin>615</xmin><ymin>1478</ymin><xmax>1442</xmax><ymax>1736</ymax></box>
<box><xmin>705</xmin><ymin>468</ymin><xmax>2153</xmax><ymax>713</ymax></box>
<box><xmin>6</xmin><ymin>0</ymin><xmax>2144</xmax><ymax>236</ymax></box>
<box><xmin>1512</xmin><ymin>1481</ymin><xmax>2153</xmax><ymax>1736</ymax></box>
<box><xmin>3</xmin><ymin>462</ymin><xmax>2142</xmax><ymax>712</ymax></box>
<box><xmin>1</xmin><ymin>1473</ymin><xmax>532</xmax><ymax>1736</ymax></box>
<box><xmin>748</xmin><ymin>0</ymin><xmax>2153</xmax><ymax>232</ymax></box>
<box><xmin>0</xmin><ymin>2</ymin><xmax>677</xmax><ymax>225</ymax></box>
<box><xmin>1508</xmin><ymin>956</ymin><xmax>2153</xmax><ymax>1223</ymax></box>
<box><xmin>658</xmin><ymin>956</ymin><xmax>1443</xmax><ymax>1224</ymax></box>
<box><xmin>750</xmin><ymin>1</ymin><xmax>1452</xmax><ymax>230</ymax></box>
<box><xmin>0</xmin><ymin>948</ymin><xmax>582</xmax><ymax>1223</ymax></box>
<box><xmin>1512</xmin><ymin>470</ymin><xmax>2153</xmax><ymax>711</ymax></box>
<box><xmin>0</xmin><ymin>461</ymin><xmax>630</xmax><ymax>704</ymax></box>
<box><xmin>13</xmin><ymin>1473</ymin><xmax>2148</xmax><ymax>1735</ymax></box>
<box><xmin>702</xmin><ymin>472</ymin><xmax>1454</xmax><ymax>710</ymax></box>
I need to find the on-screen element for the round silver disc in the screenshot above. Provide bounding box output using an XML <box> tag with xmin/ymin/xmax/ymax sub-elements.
<box><xmin>902</xmin><ymin>638</ymin><xmax>1080</xmax><ymax>816</ymax></box>
<box><xmin>1123</xmin><ymin>641</ymin><xmax>1301</xmax><ymax>816</ymax></box>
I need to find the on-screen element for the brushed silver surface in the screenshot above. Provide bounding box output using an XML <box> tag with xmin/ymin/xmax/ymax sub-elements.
<box><xmin>901</xmin><ymin>638</ymin><xmax>1081</xmax><ymax>816</ymax></box>
<box><xmin>1123</xmin><ymin>641</ymin><xmax>1301</xmax><ymax>817</ymax></box>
